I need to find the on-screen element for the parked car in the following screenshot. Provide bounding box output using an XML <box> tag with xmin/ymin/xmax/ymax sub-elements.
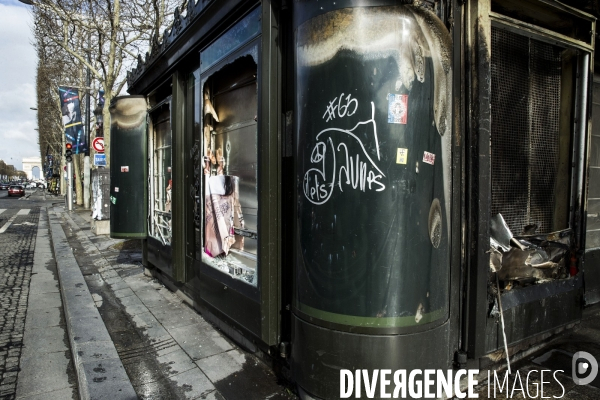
<box><xmin>0</xmin><ymin>183</ymin><xmax>9</xmax><ymax>190</ymax></box>
<box><xmin>7</xmin><ymin>185</ymin><xmax>25</xmax><ymax>197</ymax></box>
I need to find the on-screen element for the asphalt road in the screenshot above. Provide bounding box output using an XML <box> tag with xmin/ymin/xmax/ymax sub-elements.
<box><xmin>0</xmin><ymin>190</ymin><xmax>78</xmax><ymax>399</ymax></box>
<box><xmin>0</xmin><ymin>188</ymin><xmax>36</xmax><ymax>200</ymax></box>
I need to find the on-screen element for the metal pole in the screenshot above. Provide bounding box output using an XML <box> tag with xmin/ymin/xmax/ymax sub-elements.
<box><xmin>61</xmin><ymin>129</ymin><xmax>66</xmax><ymax>195</ymax></box>
<box><xmin>496</xmin><ymin>274</ymin><xmax>511</xmax><ymax>374</ymax></box>
<box><xmin>575</xmin><ymin>53</ymin><xmax>590</xmax><ymax>249</ymax></box>
<box><xmin>84</xmin><ymin>157</ymin><xmax>90</xmax><ymax>207</ymax></box>
<box><xmin>67</xmin><ymin>161</ymin><xmax>73</xmax><ymax>211</ymax></box>
<box><xmin>83</xmin><ymin>33</ymin><xmax>91</xmax><ymax>209</ymax></box>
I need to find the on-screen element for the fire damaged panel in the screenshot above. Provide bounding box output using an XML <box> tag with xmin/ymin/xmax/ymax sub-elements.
<box><xmin>484</xmin><ymin>279</ymin><xmax>582</xmax><ymax>355</ymax></box>
<box><xmin>295</xmin><ymin>5</ymin><xmax>452</xmax><ymax>329</ymax></box>
<box><xmin>488</xmin><ymin>25</ymin><xmax>582</xmax><ymax>292</ymax></box>
<box><xmin>490</xmin><ymin>27</ymin><xmax>568</xmax><ymax>235</ymax></box>
<box><xmin>491</xmin><ymin>217</ymin><xmax>572</xmax><ymax>285</ymax></box>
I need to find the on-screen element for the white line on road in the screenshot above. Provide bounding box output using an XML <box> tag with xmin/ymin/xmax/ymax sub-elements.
<box><xmin>0</xmin><ymin>209</ymin><xmax>5</xmax><ymax>215</ymax></box>
<box><xmin>0</xmin><ymin>216</ymin><xmax>18</xmax><ymax>233</ymax></box>
<box><xmin>0</xmin><ymin>209</ymin><xmax>31</xmax><ymax>233</ymax></box>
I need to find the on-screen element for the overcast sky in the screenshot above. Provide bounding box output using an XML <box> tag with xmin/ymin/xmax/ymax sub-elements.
<box><xmin>0</xmin><ymin>0</ymin><xmax>37</xmax><ymax>171</ymax></box>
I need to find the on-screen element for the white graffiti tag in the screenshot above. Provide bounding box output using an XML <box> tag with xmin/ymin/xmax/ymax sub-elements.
<box><xmin>322</xmin><ymin>93</ymin><xmax>359</xmax><ymax>122</ymax></box>
<box><xmin>304</xmin><ymin>101</ymin><xmax>385</xmax><ymax>205</ymax></box>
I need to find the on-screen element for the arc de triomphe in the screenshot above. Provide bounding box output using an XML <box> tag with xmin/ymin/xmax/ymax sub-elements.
<box><xmin>22</xmin><ymin>157</ymin><xmax>42</xmax><ymax>180</ymax></box>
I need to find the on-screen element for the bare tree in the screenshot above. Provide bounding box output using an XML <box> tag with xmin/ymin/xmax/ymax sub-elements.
<box><xmin>30</xmin><ymin>0</ymin><xmax>179</xmax><ymax>168</ymax></box>
<box><xmin>34</xmin><ymin>9</ymin><xmax>87</xmax><ymax>200</ymax></box>
<box><xmin>29</xmin><ymin>0</ymin><xmax>179</xmax><ymax>207</ymax></box>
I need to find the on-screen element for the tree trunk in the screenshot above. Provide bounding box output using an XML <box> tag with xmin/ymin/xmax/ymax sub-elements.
<box><xmin>103</xmin><ymin>89</ymin><xmax>112</xmax><ymax>167</ymax></box>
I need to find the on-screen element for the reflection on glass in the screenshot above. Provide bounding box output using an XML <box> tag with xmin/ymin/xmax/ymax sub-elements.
<box><xmin>190</xmin><ymin>70</ymin><xmax>203</xmax><ymax>255</ymax></box>
<box><xmin>150</xmin><ymin>105</ymin><xmax>172</xmax><ymax>245</ymax></box>
<box><xmin>200</xmin><ymin>7</ymin><xmax>261</xmax><ymax>74</ymax></box>
<box><xmin>201</xmin><ymin>54</ymin><xmax>258</xmax><ymax>286</ymax></box>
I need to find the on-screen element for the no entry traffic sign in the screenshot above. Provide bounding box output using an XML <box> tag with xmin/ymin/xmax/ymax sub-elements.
<box><xmin>92</xmin><ymin>137</ymin><xmax>105</xmax><ymax>153</ymax></box>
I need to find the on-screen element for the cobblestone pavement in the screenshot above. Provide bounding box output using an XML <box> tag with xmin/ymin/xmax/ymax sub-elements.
<box><xmin>0</xmin><ymin>205</ymin><xmax>40</xmax><ymax>399</ymax></box>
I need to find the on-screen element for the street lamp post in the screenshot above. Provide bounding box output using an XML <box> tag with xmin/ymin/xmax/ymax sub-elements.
<box><xmin>83</xmin><ymin>38</ymin><xmax>91</xmax><ymax>209</ymax></box>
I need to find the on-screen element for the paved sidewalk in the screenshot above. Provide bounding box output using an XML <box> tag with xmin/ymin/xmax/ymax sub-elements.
<box><xmin>48</xmin><ymin>208</ymin><xmax>136</xmax><ymax>400</ymax></box>
<box><xmin>48</xmin><ymin>205</ymin><xmax>295</xmax><ymax>400</ymax></box>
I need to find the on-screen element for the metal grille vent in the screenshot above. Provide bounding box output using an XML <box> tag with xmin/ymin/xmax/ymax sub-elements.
<box><xmin>490</xmin><ymin>27</ymin><xmax>562</xmax><ymax>235</ymax></box>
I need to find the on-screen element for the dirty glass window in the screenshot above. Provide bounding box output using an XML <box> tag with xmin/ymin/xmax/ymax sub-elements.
<box><xmin>149</xmin><ymin>104</ymin><xmax>172</xmax><ymax>245</ymax></box>
<box><xmin>200</xmin><ymin>7</ymin><xmax>261</xmax><ymax>74</ymax></box>
<box><xmin>200</xmin><ymin>51</ymin><xmax>258</xmax><ymax>286</ymax></box>
<box><xmin>190</xmin><ymin>69</ymin><xmax>202</xmax><ymax>257</ymax></box>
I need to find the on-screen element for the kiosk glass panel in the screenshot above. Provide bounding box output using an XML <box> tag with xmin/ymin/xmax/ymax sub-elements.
<box><xmin>149</xmin><ymin>105</ymin><xmax>173</xmax><ymax>245</ymax></box>
<box><xmin>200</xmin><ymin>46</ymin><xmax>259</xmax><ymax>286</ymax></box>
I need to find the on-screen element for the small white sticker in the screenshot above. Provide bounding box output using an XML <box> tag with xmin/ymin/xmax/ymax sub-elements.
<box><xmin>423</xmin><ymin>151</ymin><xmax>435</xmax><ymax>165</ymax></box>
<box><xmin>396</xmin><ymin>148</ymin><xmax>408</xmax><ymax>164</ymax></box>
<box><xmin>121</xmin><ymin>166</ymin><xmax>129</xmax><ymax>172</ymax></box>
<box><xmin>167</xmin><ymin>166</ymin><xmax>172</xmax><ymax>173</ymax></box>
<box><xmin>114</xmin><ymin>187</ymin><xmax>119</xmax><ymax>193</ymax></box>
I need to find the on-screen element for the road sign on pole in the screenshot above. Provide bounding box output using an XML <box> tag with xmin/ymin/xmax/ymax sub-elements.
<box><xmin>92</xmin><ymin>137</ymin><xmax>105</xmax><ymax>153</ymax></box>
<box><xmin>94</xmin><ymin>154</ymin><xmax>106</xmax><ymax>166</ymax></box>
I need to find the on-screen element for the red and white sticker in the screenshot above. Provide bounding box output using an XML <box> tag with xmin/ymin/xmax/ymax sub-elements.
<box><xmin>423</xmin><ymin>151</ymin><xmax>435</xmax><ymax>165</ymax></box>
<box><xmin>388</xmin><ymin>94</ymin><xmax>408</xmax><ymax>125</ymax></box>
<box><xmin>121</xmin><ymin>166</ymin><xmax>129</xmax><ymax>172</ymax></box>
<box><xmin>92</xmin><ymin>137</ymin><xmax>105</xmax><ymax>153</ymax></box>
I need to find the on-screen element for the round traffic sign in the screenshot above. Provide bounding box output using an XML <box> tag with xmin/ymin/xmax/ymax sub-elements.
<box><xmin>92</xmin><ymin>137</ymin><xmax>105</xmax><ymax>153</ymax></box>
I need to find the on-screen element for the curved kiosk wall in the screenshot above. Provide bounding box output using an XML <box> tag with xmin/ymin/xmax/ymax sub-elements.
<box><xmin>109</xmin><ymin>95</ymin><xmax>148</xmax><ymax>239</ymax></box>
<box><xmin>292</xmin><ymin>2</ymin><xmax>453</xmax><ymax>398</ymax></box>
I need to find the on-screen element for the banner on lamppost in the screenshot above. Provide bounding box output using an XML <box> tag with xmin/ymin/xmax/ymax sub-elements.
<box><xmin>59</xmin><ymin>86</ymin><xmax>88</xmax><ymax>154</ymax></box>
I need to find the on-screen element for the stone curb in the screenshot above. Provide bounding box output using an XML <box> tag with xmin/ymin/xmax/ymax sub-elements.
<box><xmin>47</xmin><ymin>208</ymin><xmax>137</xmax><ymax>400</ymax></box>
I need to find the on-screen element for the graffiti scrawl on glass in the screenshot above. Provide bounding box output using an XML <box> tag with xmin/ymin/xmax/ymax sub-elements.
<box><xmin>322</xmin><ymin>93</ymin><xmax>358</xmax><ymax>122</ymax></box>
<box><xmin>303</xmin><ymin>100</ymin><xmax>386</xmax><ymax>205</ymax></box>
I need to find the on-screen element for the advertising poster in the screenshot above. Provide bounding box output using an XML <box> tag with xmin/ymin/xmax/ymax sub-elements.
<box><xmin>59</xmin><ymin>86</ymin><xmax>88</xmax><ymax>154</ymax></box>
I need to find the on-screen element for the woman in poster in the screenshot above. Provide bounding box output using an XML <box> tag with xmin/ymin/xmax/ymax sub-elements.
<box><xmin>59</xmin><ymin>86</ymin><xmax>86</xmax><ymax>153</ymax></box>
